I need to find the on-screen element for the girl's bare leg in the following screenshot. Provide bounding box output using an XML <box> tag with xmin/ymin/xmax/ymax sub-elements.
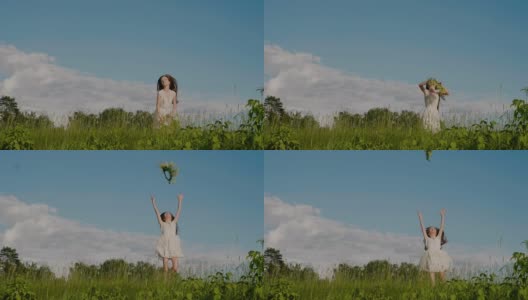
<box><xmin>439</xmin><ymin>272</ymin><xmax>446</xmax><ymax>282</ymax></box>
<box><xmin>171</xmin><ymin>257</ymin><xmax>179</xmax><ymax>273</ymax></box>
<box><xmin>163</xmin><ymin>258</ymin><xmax>169</xmax><ymax>273</ymax></box>
<box><xmin>429</xmin><ymin>272</ymin><xmax>436</xmax><ymax>286</ymax></box>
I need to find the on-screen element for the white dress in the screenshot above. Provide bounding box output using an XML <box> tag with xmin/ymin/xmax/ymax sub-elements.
<box><xmin>155</xmin><ymin>89</ymin><xmax>177</xmax><ymax>127</ymax></box>
<box><xmin>419</xmin><ymin>236</ymin><xmax>452</xmax><ymax>272</ymax></box>
<box><xmin>156</xmin><ymin>220</ymin><xmax>184</xmax><ymax>258</ymax></box>
<box><xmin>422</xmin><ymin>90</ymin><xmax>441</xmax><ymax>133</ymax></box>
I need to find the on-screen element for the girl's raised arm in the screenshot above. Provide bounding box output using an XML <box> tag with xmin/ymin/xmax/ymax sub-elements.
<box><xmin>418</xmin><ymin>81</ymin><xmax>427</xmax><ymax>95</ymax></box>
<box><xmin>151</xmin><ymin>195</ymin><xmax>163</xmax><ymax>226</ymax></box>
<box><xmin>174</xmin><ymin>194</ymin><xmax>183</xmax><ymax>223</ymax></box>
<box><xmin>438</xmin><ymin>209</ymin><xmax>446</xmax><ymax>238</ymax></box>
<box><xmin>417</xmin><ymin>211</ymin><xmax>427</xmax><ymax>240</ymax></box>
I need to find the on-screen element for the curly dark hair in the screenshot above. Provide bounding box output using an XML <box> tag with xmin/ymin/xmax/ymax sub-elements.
<box><xmin>160</xmin><ymin>211</ymin><xmax>175</xmax><ymax>222</ymax></box>
<box><xmin>424</xmin><ymin>226</ymin><xmax>447</xmax><ymax>250</ymax></box>
<box><xmin>157</xmin><ymin>74</ymin><xmax>178</xmax><ymax>94</ymax></box>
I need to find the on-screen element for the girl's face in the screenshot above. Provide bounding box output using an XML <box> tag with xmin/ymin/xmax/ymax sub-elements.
<box><xmin>162</xmin><ymin>212</ymin><xmax>172</xmax><ymax>222</ymax></box>
<box><xmin>428</xmin><ymin>227</ymin><xmax>437</xmax><ymax>237</ymax></box>
<box><xmin>161</xmin><ymin>76</ymin><xmax>170</xmax><ymax>88</ymax></box>
<box><xmin>427</xmin><ymin>84</ymin><xmax>436</xmax><ymax>93</ymax></box>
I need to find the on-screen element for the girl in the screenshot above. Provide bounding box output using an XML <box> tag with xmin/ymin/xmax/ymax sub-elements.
<box><xmin>155</xmin><ymin>74</ymin><xmax>179</xmax><ymax>128</ymax></box>
<box><xmin>417</xmin><ymin>209</ymin><xmax>452</xmax><ymax>285</ymax></box>
<box><xmin>418</xmin><ymin>80</ymin><xmax>449</xmax><ymax>133</ymax></box>
<box><xmin>151</xmin><ymin>194</ymin><xmax>184</xmax><ymax>273</ymax></box>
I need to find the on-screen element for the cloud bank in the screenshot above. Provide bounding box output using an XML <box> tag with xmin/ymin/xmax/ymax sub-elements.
<box><xmin>0</xmin><ymin>195</ymin><xmax>246</xmax><ymax>277</ymax></box>
<box><xmin>264</xmin><ymin>44</ymin><xmax>510</xmax><ymax>122</ymax></box>
<box><xmin>264</xmin><ymin>195</ymin><xmax>509</xmax><ymax>277</ymax></box>
<box><xmin>0</xmin><ymin>45</ymin><xmax>241</xmax><ymax>124</ymax></box>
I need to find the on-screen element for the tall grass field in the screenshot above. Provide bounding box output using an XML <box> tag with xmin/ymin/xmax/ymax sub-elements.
<box><xmin>263</xmin><ymin>243</ymin><xmax>528</xmax><ymax>300</ymax></box>
<box><xmin>263</xmin><ymin>95</ymin><xmax>528</xmax><ymax>150</ymax></box>
<box><xmin>5</xmin><ymin>95</ymin><xmax>528</xmax><ymax>150</ymax></box>
<box><xmin>0</xmin><ymin>97</ymin><xmax>264</xmax><ymax>150</ymax></box>
<box><xmin>0</xmin><ymin>248</ymin><xmax>265</xmax><ymax>300</ymax></box>
<box><xmin>265</xmin><ymin>275</ymin><xmax>528</xmax><ymax>300</ymax></box>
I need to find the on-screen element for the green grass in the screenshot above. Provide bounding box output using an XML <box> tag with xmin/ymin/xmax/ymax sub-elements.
<box><xmin>0</xmin><ymin>274</ymin><xmax>255</xmax><ymax>300</ymax></box>
<box><xmin>262</xmin><ymin>244</ymin><xmax>528</xmax><ymax>299</ymax></box>
<box><xmin>0</xmin><ymin>250</ymin><xmax>264</xmax><ymax>300</ymax></box>
<box><xmin>0</xmin><ymin>99</ymin><xmax>265</xmax><ymax>150</ymax></box>
<box><xmin>4</xmin><ymin>97</ymin><xmax>528</xmax><ymax>150</ymax></box>
<box><xmin>263</xmin><ymin>99</ymin><xmax>528</xmax><ymax>150</ymax></box>
<box><xmin>265</xmin><ymin>123</ymin><xmax>528</xmax><ymax>150</ymax></box>
<box><xmin>5</xmin><ymin>125</ymin><xmax>248</xmax><ymax>150</ymax></box>
<box><xmin>264</xmin><ymin>276</ymin><xmax>528</xmax><ymax>300</ymax></box>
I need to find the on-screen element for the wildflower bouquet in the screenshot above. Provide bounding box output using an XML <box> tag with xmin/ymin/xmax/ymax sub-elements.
<box><xmin>426</xmin><ymin>78</ymin><xmax>448</xmax><ymax>99</ymax></box>
<box><xmin>160</xmin><ymin>162</ymin><xmax>178</xmax><ymax>184</ymax></box>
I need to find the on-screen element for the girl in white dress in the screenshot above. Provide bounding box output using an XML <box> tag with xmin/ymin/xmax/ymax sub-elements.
<box><xmin>151</xmin><ymin>194</ymin><xmax>184</xmax><ymax>273</ymax></box>
<box><xmin>417</xmin><ymin>209</ymin><xmax>452</xmax><ymax>285</ymax></box>
<box><xmin>155</xmin><ymin>74</ymin><xmax>179</xmax><ymax>128</ymax></box>
<box><xmin>418</xmin><ymin>80</ymin><xmax>449</xmax><ymax>133</ymax></box>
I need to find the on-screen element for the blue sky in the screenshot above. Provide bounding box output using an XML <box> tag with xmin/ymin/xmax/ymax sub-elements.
<box><xmin>265</xmin><ymin>0</ymin><xmax>528</xmax><ymax>100</ymax></box>
<box><xmin>0</xmin><ymin>0</ymin><xmax>262</xmax><ymax>102</ymax></box>
<box><xmin>265</xmin><ymin>151</ymin><xmax>528</xmax><ymax>254</ymax></box>
<box><xmin>0</xmin><ymin>151</ymin><xmax>263</xmax><ymax>251</ymax></box>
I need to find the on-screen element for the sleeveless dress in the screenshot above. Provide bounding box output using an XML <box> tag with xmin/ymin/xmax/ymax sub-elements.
<box><xmin>419</xmin><ymin>236</ymin><xmax>452</xmax><ymax>272</ymax></box>
<box><xmin>155</xmin><ymin>89</ymin><xmax>177</xmax><ymax>127</ymax></box>
<box><xmin>156</xmin><ymin>220</ymin><xmax>184</xmax><ymax>258</ymax></box>
<box><xmin>422</xmin><ymin>90</ymin><xmax>441</xmax><ymax>133</ymax></box>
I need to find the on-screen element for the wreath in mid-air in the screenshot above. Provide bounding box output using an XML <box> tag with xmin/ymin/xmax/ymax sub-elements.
<box><xmin>160</xmin><ymin>161</ymin><xmax>178</xmax><ymax>184</ymax></box>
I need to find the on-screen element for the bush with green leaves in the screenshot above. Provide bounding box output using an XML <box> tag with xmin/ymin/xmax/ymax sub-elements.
<box><xmin>1</xmin><ymin>277</ymin><xmax>36</xmax><ymax>300</ymax></box>
<box><xmin>0</xmin><ymin>126</ymin><xmax>33</xmax><ymax>150</ymax></box>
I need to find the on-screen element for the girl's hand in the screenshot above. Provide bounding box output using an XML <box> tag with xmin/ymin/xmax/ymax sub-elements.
<box><xmin>417</xmin><ymin>211</ymin><xmax>423</xmax><ymax>219</ymax></box>
<box><xmin>178</xmin><ymin>194</ymin><xmax>184</xmax><ymax>202</ymax></box>
<box><xmin>440</xmin><ymin>208</ymin><xmax>446</xmax><ymax>216</ymax></box>
<box><xmin>151</xmin><ymin>195</ymin><xmax>156</xmax><ymax>203</ymax></box>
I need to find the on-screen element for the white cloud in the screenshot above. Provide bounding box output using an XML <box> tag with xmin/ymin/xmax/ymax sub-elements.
<box><xmin>0</xmin><ymin>45</ymin><xmax>243</xmax><ymax>125</ymax></box>
<box><xmin>0</xmin><ymin>195</ymin><xmax>246</xmax><ymax>277</ymax></box>
<box><xmin>264</xmin><ymin>44</ymin><xmax>510</xmax><ymax>124</ymax></box>
<box><xmin>264</xmin><ymin>195</ymin><xmax>509</xmax><ymax>277</ymax></box>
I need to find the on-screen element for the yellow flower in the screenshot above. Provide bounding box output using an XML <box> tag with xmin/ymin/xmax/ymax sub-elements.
<box><xmin>426</xmin><ymin>78</ymin><xmax>448</xmax><ymax>97</ymax></box>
